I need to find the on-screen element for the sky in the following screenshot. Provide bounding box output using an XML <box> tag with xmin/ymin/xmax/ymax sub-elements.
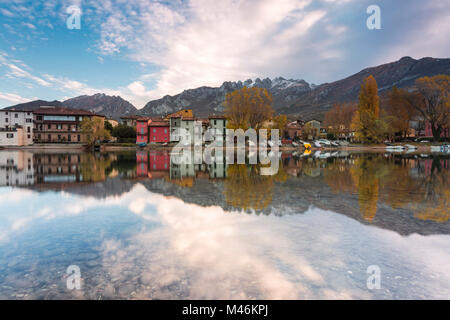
<box><xmin>0</xmin><ymin>0</ymin><xmax>449</xmax><ymax>109</ymax></box>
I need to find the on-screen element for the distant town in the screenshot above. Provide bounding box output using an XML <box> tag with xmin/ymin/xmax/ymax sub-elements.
<box><xmin>0</xmin><ymin>74</ymin><xmax>448</xmax><ymax>149</ymax></box>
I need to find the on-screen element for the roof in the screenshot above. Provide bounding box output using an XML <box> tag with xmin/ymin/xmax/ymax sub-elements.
<box><xmin>120</xmin><ymin>115</ymin><xmax>140</xmax><ymax>119</ymax></box>
<box><xmin>208</xmin><ymin>114</ymin><xmax>227</xmax><ymax>119</ymax></box>
<box><xmin>33</xmin><ymin>106</ymin><xmax>99</xmax><ymax>116</ymax></box>
<box><xmin>149</xmin><ymin>120</ymin><xmax>169</xmax><ymax>127</ymax></box>
<box><xmin>136</xmin><ymin>117</ymin><xmax>152</xmax><ymax>122</ymax></box>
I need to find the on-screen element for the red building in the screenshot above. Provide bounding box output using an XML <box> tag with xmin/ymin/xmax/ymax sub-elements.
<box><xmin>149</xmin><ymin>151</ymin><xmax>170</xmax><ymax>171</ymax></box>
<box><xmin>136</xmin><ymin>150</ymin><xmax>148</xmax><ymax>176</ymax></box>
<box><xmin>135</xmin><ymin>151</ymin><xmax>170</xmax><ymax>178</ymax></box>
<box><xmin>136</xmin><ymin>118</ymin><xmax>151</xmax><ymax>144</ymax></box>
<box><xmin>149</xmin><ymin>120</ymin><xmax>170</xmax><ymax>143</ymax></box>
<box><xmin>424</xmin><ymin>121</ymin><xmax>449</xmax><ymax>139</ymax></box>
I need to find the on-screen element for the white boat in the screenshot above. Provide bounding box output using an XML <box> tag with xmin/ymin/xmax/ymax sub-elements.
<box><xmin>386</xmin><ymin>145</ymin><xmax>405</xmax><ymax>151</ymax></box>
<box><xmin>292</xmin><ymin>141</ymin><xmax>299</xmax><ymax>147</ymax></box>
<box><xmin>313</xmin><ymin>141</ymin><xmax>322</xmax><ymax>148</ymax></box>
<box><xmin>405</xmin><ymin>144</ymin><xmax>417</xmax><ymax>150</ymax></box>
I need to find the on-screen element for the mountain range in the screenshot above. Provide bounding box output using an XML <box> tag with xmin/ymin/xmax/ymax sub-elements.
<box><xmin>4</xmin><ymin>56</ymin><xmax>450</xmax><ymax>121</ymax></box>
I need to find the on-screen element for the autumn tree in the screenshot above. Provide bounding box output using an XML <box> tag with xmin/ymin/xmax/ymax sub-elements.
<box><xmin>81</xmin><ymin>117</ymin><xmax>111</xmax><ymax>145</ymax></box>
<box><xmin>352</xmin><ymin>75</ymin><xmax>387</xmax><ymax>143</ymax></box>
<box><xmin>386</xmin><ymin>86</ymin><xmax>417</xmax><ymax>139</ymax></box>
<box><xmin>404</xmin><ymin>75</ymin><xmax>449</xmax><ymax>141</ymax></box>
<box><xmin>272</xmin><ymin>114</ymin><xmax>288</xmax><ymax>138</ymax></box>
<box><xmin>324</xmin><ymin>103</ymin><xmax>357</xmax><ymax>136</ymax></box>
<box><xmin>224</xmin><ymin>87</ymin><xmax>274</xmax><ymax>130</ymax></box>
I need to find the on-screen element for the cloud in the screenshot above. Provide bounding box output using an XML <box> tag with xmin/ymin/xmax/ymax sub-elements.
<box><xmin>1</xmin><ymin>60</ymin><xmax>51</xmax><ymax>87</ymax></box>
<box><xmin>0</xmin><ymin>91</ymin><xmax>32</xmax><ymax>103</ymax></box>
<box><xmin>93</xmin><ymin>0</ymin><xmax>345</xmax><ymax>103</ymax></box>
<box><xmin>0</xmin><ymin>8</ymin><xmax>15</xmax><ymax>17</ymax></box>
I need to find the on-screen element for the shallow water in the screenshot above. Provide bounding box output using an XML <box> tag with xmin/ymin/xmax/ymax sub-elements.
<box><xmin>0</xmin><ymin>150</ymin><xmax>449</xmax><ymax>299</ymax></box>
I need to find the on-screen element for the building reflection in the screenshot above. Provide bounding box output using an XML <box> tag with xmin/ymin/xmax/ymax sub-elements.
<box><xmin>0</xmin><ymin>150</ymin><xmax>448</xmax><ymax>225</ymax></box>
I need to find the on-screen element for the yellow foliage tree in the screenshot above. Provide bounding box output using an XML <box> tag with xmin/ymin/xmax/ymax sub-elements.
<box><xmin>352</xmin><ymin>75</ymin><xmax>383</xmax><ymax>143</ymax></box>
<box><xmin>224</xmin><ymin>87</ymin><xmax>274</xmax><ymax>130</ymax></box>
<box><xmin>81</xmin><ymin>117</ymin><xmax>111</xmax><ymax>145</ymax></box>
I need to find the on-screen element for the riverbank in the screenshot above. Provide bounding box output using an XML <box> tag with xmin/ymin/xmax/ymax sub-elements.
<box><xmin>1</xmin><ymin>142</ymin><xmax>448</xmax><ymax>153</ymax></box>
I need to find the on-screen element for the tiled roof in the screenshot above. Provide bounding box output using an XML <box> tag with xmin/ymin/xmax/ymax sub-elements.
<box><xmin>149</xmin><ymin>120</ymin><xmax>169</xmax><ymax>127</ymax></box>
<box><xmin>33</xmin><ymin>106</ymin><xmax>101</xmax><ymax>116</ymax></box>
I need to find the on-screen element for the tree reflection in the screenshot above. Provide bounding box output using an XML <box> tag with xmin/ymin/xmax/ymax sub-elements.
<box><xmin>223</xmin><ymin>162</ymin><xmax>286</xmax><ymax>212</ymax></box>
<box><xmin>323</xmin><ymin>154</ymin><xmax>449</xmax><ymax>223</ymax></box>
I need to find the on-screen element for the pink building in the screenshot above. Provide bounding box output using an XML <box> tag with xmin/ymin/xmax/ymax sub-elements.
<box><xmin>149</xmin><ymin>120</ymin><xmax>170</xmax><ymax>143</ymax></box>
<box><xmin>424</xmin><ymin>122</ymin><xmax>449</xmax><ymax>138</ymax></box>
<box><xmin>136</xmin><ymin>118</ymin><xmax>151</xmax><ymax>144</ymax></box>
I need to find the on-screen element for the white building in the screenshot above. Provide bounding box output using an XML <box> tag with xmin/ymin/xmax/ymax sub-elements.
<box><xmin>0</xmin><ymin>109</ymin><xmax>34</xmax><ymax>145</ymax></box>
<box><xmin>0</xmin><ymin>150</ymin><xmax>34</xmax><ymax>186</ymax></box>
<box><xmin>0</xmin><ymin>127</ymin><xmax>26</xmax><ymax>146</ymax></box>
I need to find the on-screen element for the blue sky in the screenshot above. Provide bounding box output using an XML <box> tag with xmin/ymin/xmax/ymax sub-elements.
<box><xmin>0</xmin><ymin>0</ymin><xmax>449</xmax><ymax>109</ymax></box>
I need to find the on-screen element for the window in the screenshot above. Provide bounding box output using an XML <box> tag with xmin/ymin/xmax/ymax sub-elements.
<box><xmin>27</xmin><ymin>112</ymin><xmax>31</xmax><ymax>116</ymax></box>
<box><xmin>141</xmin><ymin>128</ymin><xmax>144</xmax><ymax>134</ymax></box>
<box><xmin>164</xmin><ymin>128</ymin><xmax>167</xmax><ymax>133</ymax></box>
<box><xmin>5</xmin><ymin>118</ymin><xmax>8</xmax><ymax>123</ymax></box>
<box><xmin>27</xmin><ymin>127</ymin><xmax>30</xmax><ymax>133</ymax></box>
<box><xmin>48</xmin><ymin>124</ymin><xmax>51</xmax><ymax>129</ymax></box>
<box><xmin>5</xmin><ymin>112</ymin><xmax>8</xmax><ymax>115</ymax></box>
<box><xmin>214</xmin><ymin>120</ymin><xmax>217</xmax><ymax>125</ymax></box>
<box><xmin>27</xmin><ymin>134</ymin><xmax>31</xmax><ymax>139</ymax></box>
<box><xmin>15</xmin><ymin>113</ymin><xmax>18</xmax><ymax>118</ymax></box>
<box><xmin>26</xmin><ymin>118</ymin><xmax>32</xmax><ymax>123</ymax></box>
<box><xmin>48</xmin><ymin>134</ymin><xmax>51</xmax><ymax>141</ymax></box>
<box><xmin>6</xmin><ymin>133</ymin><xmax>14</xmax><ymax>138</ymax></box>
<box><xmin>153</xmin><ymin>128</ymin><xmax>156</xmax><ymax>133</ymax></box>
<box><xmin>37</xmin><ymin>116</ymin><xmax>42</xmax><ymax>121</ymax></box>
<box><xmin>43</xmin><ymin>115</ymin><xmax>76</xmax><ymax>121</ymax></box>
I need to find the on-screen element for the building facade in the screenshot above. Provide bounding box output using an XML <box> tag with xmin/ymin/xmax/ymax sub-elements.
<box><xmin>120</xmin><ymin>115</ymin><xmax>139</xmax><ymax>127</ymax></box>
<box><xmin>169</xmin><ymin>116</ymin><xmax>196</xmax><ymax>144</ymax></box>
<box><xmin>149</xmin><ymin>120</ymin><xmax>170</xmax><ymax>143</ymax></box>
<box><xmin>207</xmin><ymin>115</ymin><xmax>227</xmax><ymax>146</ymax></box>
<box><xmin>0</xmin><ymin>127</ymin><xmax>27</xmax><ymax>146</ymax></box>
<box><xmin>136</xmin><ymin>118</ymin><xmax>151</xmax><ymax>144</ymax></box>
<box><xmin>0</xmin><ymin>109</ymin><xmax>34</xmax><ymax>145</ymax></box>
<box><xmin>33</xmin><ymin>106</ymin><xmax>103</xmax><ymax>143</ymax></box>
<box><xmin>425</xmin><ymin>121</ymin><xmax>449</xmax><ymax>138</ymax></box>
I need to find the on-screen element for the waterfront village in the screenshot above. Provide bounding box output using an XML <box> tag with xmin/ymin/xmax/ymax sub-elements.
<box><xmin>0</xmin><ymin>106</ymin><xmax>446</xmax><ymax>149</ymax></box>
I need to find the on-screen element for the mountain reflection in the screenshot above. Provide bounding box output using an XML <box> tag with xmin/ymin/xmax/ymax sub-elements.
<box><xmin>0</xmin><ymin>149</ymin><xmax>448</xmax><ymax>228</ymax></box>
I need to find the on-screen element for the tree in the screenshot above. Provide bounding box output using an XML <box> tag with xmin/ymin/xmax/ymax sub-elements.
<box><xmin>386</xmin><ymin>86</ymin><xmax>417</xmax><ymax>139</ymax></box>
<box><xmin>111</xmin><ymin>124</ymin><xmax>136</xmax><ymax>142</ymax></box>
<box><xmin>224</xmin><ymin>87</ymin><xmax>274</xmax><ymax>130</ymax></box>
<box><xmin>104</xmin><ymin>120</ymin><xmax>114</xmax><ymax>133</ymax></box>
<box><xmin>352</xmin><ymin>75</ymin><xmax>385</xmax><ymax>143</ymax></box>
<box><xmin>272</xmin><ymin>114</ymin><xmax>288</xmax><ymax>138</ymax></box>
<box><xmin>406</xmin><ymin>75</ymin><xmax>449</xmax><ymax>141</ymax></box>
<box><xmin>324</xmin><ymin>103</ymin><xmax>357</xmax><ymax>137</ymax></box>
<box><xmin>81</xmin><ymin>117</ymin><xmax>111</xmax><ymax>145</ymax></box>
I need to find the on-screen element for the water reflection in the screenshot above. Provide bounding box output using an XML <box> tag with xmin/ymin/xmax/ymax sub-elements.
<box><xmin>0</xmin><ymin>149</ymin><xmax>449</xmax><ymax>299</ymax></box>
<box><xmin>1</xmin><ymin>150</ymin><xmax>449</xmax><ymax>225</ymax></box>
